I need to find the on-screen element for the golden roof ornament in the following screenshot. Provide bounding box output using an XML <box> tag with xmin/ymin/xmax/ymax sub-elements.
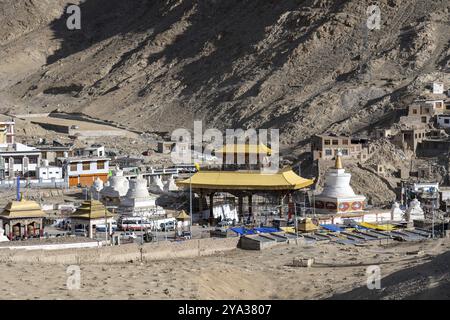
<box><xmin>335</xmin><ymin>150</ymin><xmax>343</xmax><ymax>169</ymax></box>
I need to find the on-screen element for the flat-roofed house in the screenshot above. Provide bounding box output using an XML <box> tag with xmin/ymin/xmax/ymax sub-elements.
<box><xmin>58</xmin><ymin>156</ymin><xmax>110</xmax><ymax>187</ymax></box>
<box><xmin>311</xmin><ymin>134</ymin><xmax>370</xmax><ymax>162</ymax></box>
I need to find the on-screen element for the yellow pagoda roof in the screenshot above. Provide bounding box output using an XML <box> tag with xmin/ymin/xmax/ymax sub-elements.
<box><xmin>70</xmin><ymin>200</ymin><xmax>114</xmax><ymax>220</ymax></box>
<box><xmin>216</xmin><ymin>143</ymin><xmax>273</xmax><ymax>155</ymax></box>
<box><xmin>0</xmin><ymin>199</ymin><xmax>47</xmax><ymax>219</ymax></box>
<box><xmin>176</xmin><ymin>210</ymin><xmax>191</xmax><ymax>221</ymax></box>
<box><xmin>176</xmin><ymin>169</ymin><xmax>314</xmax><ymax>191</ymax></box>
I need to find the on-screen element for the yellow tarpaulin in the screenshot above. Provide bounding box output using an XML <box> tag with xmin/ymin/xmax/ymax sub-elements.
<box><xmin>176</xmin><ymin>169</ymin><xmax>314</xmax><ymax>191</ymax></box>
<box><xmin>359</xmin><ymin>222</ymin><xmax>396</xmax><ymax>231</ymax></box>
<box><xmin>280</xmin><ymin>226</ymin><xmax>296</xmax><ymax>233</ymax></box>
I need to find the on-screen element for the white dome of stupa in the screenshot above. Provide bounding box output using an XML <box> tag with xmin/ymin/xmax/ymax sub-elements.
<box><xmin>405</xmin><ymin>198</ymin><xmax>424</xmax><ymax>221</ymax></box>
<box><xmin>390</xmin><ymin>201</ymin><xmax>404</xmax><ymax>221</ymax></box>
<box><xmin>121</xmin><ymin>175</ymin><xmax>156</xmax><ymax>208</ymax></box>
<box><xmin>153</xmin><ymin>175</ymin><xmax>164</xmax><ymax>191</ymax></box>
<box><xmin>101</xmin><ymin>167</ymin><xmax>129</xmax><ymax>199</ymax></box>
<box><xmin>0</xmin><ymin>225</ymin><xmax>9</xmax><ymax>242</ymax></box>
<box><xmin>120</xmin><ymin>175</ymin><xmax>165</xmax><ymax>217</ymax></box>
<box><xmin>89</xmin><ymin>177</ymin><xmax>104</xmax><ymax>200</ymax></box>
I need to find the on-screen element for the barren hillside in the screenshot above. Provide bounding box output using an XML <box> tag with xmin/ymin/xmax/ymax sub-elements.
<box><xmin>0</xmin><ymin>0</ymin><xmax>450</xmax><ymax>148</ymax></box>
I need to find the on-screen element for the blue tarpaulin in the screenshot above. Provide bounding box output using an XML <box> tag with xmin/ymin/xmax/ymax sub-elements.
<box><xmin>230</xmin><ymin>227</ymin><xmax>279</xmax><ymax>235</ymax></box>
<box><xmin>320</xmin><ymin>224</ymin><xmax>343</xmax><ymax>232</ymax></box>
<box><xmin>254</xmin><ymin>227</ymin><xmax>279</xmax><ymax>233</ymax></box>
<box><xmin>230</xmin><ymin>227</ymin><xmax>255</xmax><ymax>235</ymax></box>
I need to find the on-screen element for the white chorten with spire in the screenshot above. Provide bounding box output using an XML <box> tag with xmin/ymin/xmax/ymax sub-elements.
<box><xmin>90</xmin><ymin>177</ymin><xmax>104</xmax><ymax>200</ymax></box>
<box><xmin>120</xmin><ymin>175</ymin><xmax>165</xmax><ymax>217</ymax></box>
<box><xmin>101</xmin><ymin>166</ymin><xmax>129</xmax><ymax>203</ymax></box>
<box><xmin>314</xmin><ymin>151</ymin><xmax>366</xmax><ymax>214</ymax></box>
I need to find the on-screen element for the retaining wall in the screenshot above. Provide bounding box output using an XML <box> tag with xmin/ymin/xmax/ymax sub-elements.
<box><xmin>0</xmin><ymin>237</ymin><xmax>240</xmax><ymax>265</ymax></box>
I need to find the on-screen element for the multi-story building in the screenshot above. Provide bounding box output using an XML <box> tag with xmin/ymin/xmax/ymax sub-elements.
<box><xmin>0</xmin><ymin>143</ymin><xmax>41</xmax><ymax>179</ymax></box>
<box><xmin>0</xmin><ymin>121</ymin><xmax>42</xmax><ymax>179</ymax></box>
<box><xmin>310</xmin><ymin>134</ymin><xmax>370</xmax><ymax>161</ymax></box>
<box><xmin>74</xmin><ymin>145</ymin><xmax>105</xmax><ymax>157</ymax></box>
<box><xmin>0</xmin><ymin>121</ymin><xmax>15</xmax><ymax>144</ymax></box>
<box><xmin>57</xmin><ymin>156</ymin><xmax>110</xmax><ymax>187</ymax></box>
<box><xmin>39</xmin><ymin>144</ymin><xmax>73</xmax><ymax>165</ymax></box>
<box><xmin>392</xmin><ymin>128</ymin><xmax>426</xmax><ymax>153</ymax></box>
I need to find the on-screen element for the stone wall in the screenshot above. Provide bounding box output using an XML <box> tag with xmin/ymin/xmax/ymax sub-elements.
<box><xmin>0</xmin><ymin>237</ymin><xmax>240</xmax><ymax>265</ymax></box>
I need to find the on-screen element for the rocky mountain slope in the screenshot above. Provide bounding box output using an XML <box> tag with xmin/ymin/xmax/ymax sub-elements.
<box><xmin>0</xmin><ymin>0</ymin><xmax>450</xmax><ymax>148</ymax></box>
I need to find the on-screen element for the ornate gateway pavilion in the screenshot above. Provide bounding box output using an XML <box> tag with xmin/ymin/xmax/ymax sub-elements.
<box><xmin>0</xmin><ymin>198</ymin><xmax>46</xmax><ymax>240</ymax></box>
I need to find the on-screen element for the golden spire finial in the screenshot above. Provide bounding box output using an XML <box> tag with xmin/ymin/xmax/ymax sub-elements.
<box><xmin>335</xmin><ymin>150</ymin><xmax>343</xmax><ymax>169</ymax></box>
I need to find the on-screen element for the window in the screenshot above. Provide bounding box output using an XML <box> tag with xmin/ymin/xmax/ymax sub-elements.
<box><xmin>70</xmin><ymin>163</ymin><xmax>77</xmax><ymax>171</ymax></box>
<box><xmin>28</xmin><ymin>157</ymin><xmax>38</xmax><ymax>164</ymax></box>
<box><xmin>97</xmin><ymin>161</ymin><xmax>105</xmax><ymax>169</ymax></box>
<box><xmin>445</xmin><ymin>119</ymin><xmax>450</xmax><ymax>124</ymax></box>
<box><xmin>325</xmin><ymin>149</ymin><xmax>332</xmax><ymax>156</ymax></box>
<box><xmin>413</xmin><ymin>109</ymin><xmax>418</xmax><ymax>114</ymax></box>
<box><xmin>13</xmin><ymin>157</ymin><xmax>22</xmax><ymax>164</ymax></box>
<box><xmin>342</xmin><ymin>139</ymin><xmax>349</xmax><ymax>145</ymax></box>
<box><xmin>56</xmin><ymin>151</ymin><xmax>64</xmax><ymax>157</ymax></box>
<box><xmin>341</xmin><ymin>149</ymin><xmax>348</xmax><ymax>155</ymax></box>
<box><xmin>324</xmin><ymin>139</ymin><xmax>330</xmax><ymax>145</ymax></box>
<box><xmin>82</xmin><ymin>162</ymin><xmax>90</xmax><ymax>171</ymax></box>
<box><xmin>332</xmin><ymin>140</ymin><xmax>339</xmax><ymax>145</ymax></box>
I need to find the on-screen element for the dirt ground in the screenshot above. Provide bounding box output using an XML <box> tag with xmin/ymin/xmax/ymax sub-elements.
<box><xmin>0</xmin><ymin>237</ymin><xmax>449</xmax><ymax>300</ymax></box>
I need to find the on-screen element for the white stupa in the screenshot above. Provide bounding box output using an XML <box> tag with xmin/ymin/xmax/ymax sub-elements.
<box><xmin>405</xmin><ymin>198</ymin><xmax>424</xmax><ymax>221</ymax></box>
<box><xmin>120</xmin><ymin>175</ymin><xmax>165</xmax><ymax>217</ymax></box>
<box><xmin>314</xmin><ymin>152</ymin><xmax>366</xmax><ymax>214</ymax></box>
<box><xmin>0</xmin><ymin>225</ymin><xmax>9</xmax><ymax>242</ymax></box>
<box><xmin>165</xmin><ymin>176</ymin><xmax>179</xmax><ymax>192</ymax></box>
<box><xmin>90</xmin><ymin>177</ymin><xmax>104</xmax><ymax>200</ymax></box>
<box><xmin>152</xmin><ymin>175</ymin><xmax>165</xmax><ymax>192</ymax></box>
<box><xmin>101</xmin><ymin>167</ymin><xmax>129</xmax><ymax>203</ymax></box>
<box><xmin>390</xmin><ymin>202</ymin><xmax>404</xmax><ymax>221</ymax></box>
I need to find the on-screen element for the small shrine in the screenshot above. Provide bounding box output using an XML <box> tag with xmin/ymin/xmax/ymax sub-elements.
<box><xmin>0</xmin><ymin>198</ymin><xmax>46</xmax><ymax>240</ymax></box>
<box><xmin>70</xmin><ymin>200</ymin><xmax>115</xmax><ymax>238</ymax></box>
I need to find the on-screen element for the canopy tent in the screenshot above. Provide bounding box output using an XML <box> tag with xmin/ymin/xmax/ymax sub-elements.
<box><xmin>176</xmin><ymin>169</ymin><xmax>314</xmax><ymax>191</ymax></box>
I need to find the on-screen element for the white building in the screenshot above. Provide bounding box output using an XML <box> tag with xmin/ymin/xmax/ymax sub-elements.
<box><xmin>74</xmin><ymin>145</ymin><xmax>105</xmax><ymax>157</ymax></box>
<box><xmin>437</xmin><ymin>114</ymin><xmax>450</xmax><ymax>129</ymax></box>
<box><xmin>0</xmin><ymin>143</ymin><xmax>41</xmax><ymax>179</ymax></box>
<box><xmin>58</xmin><ymin>156</ymin><xmax>110</xmax><ymax>187</ymax></box>
<box><xmin>36</xmin><ymin>166</ymin><xmax>63</xmax><ymax>180</ymax></box>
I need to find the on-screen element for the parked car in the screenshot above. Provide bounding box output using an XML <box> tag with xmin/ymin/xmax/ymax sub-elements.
<box><xmin>160</xmin><ymin>220</ymin><xmax>176</xmax><ymax>231</ymax></box>
<box><xmin>217</xmin><ymin>219</ymin><xmax>234</xmax><ymax>227</ymax></box>
<box><xmin>181</xmin><ymin>231</ymin><xmax>192</xmax><ymax>240</ymax></box>
<box><xmin>121</xmin><ymin>231</ymin><xmax>137</xmax><ymax>240</ymax></box>
<box><xmin>73</xmin><ymin>229</ymin><xmax>87</xmax><ymax>237</ymax></box>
